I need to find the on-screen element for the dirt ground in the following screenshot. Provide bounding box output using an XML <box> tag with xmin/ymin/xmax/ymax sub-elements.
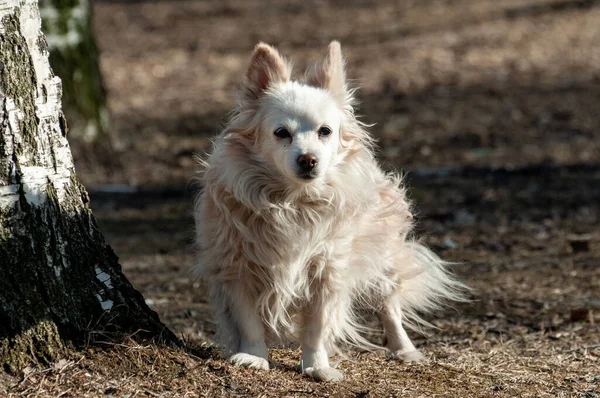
<box><xmin>5</xmin><ymin>0</ymin><xmax>600</xmax><ymax>396</ymax></box>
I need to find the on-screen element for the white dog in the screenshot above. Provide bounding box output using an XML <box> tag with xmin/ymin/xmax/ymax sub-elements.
<box><xmin>194</xmin><ymin>42</ymin><xmax>465</xmax><ymax>382</ymax></box>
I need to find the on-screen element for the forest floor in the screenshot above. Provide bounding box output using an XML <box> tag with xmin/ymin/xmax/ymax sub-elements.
<box><xmin>4</xmin><ymin>0</ymin><xmax>600</xmax><ymax>396</ymax></box>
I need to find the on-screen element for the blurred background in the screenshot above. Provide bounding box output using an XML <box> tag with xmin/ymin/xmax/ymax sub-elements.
<box><xmin>44</xmin><ymin>0</ymin><xmax>599</xmax><ymax>350</ymax></box>
<box><xmin>52</xmin><ymin>0</ymin><xmax>600</xmax><ymax>187</ymax></box>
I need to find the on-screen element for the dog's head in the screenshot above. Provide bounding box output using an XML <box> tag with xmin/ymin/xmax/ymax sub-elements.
<box><xmin>226</xmin><ymin>42</ymin><xmax>366</xmax><ymax>186</ymax></box>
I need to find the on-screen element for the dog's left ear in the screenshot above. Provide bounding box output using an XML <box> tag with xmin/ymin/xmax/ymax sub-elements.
<box><xmin>241</xmin><ymin>43</ymin><xmax>291</xmax><ymax>105</ymax></box>
<box><xmin>308</xmin><ymin>41</ymin><xmax>348</xmax><ymax>105</ymax></box>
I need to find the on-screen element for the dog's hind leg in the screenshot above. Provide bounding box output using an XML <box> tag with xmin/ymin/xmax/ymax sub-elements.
<box><xmin>213</xmin><ymin>284</ymin><xmax>270</xmax><ymax>370</ymax></box>
<box><xmin>381</xmin><ymin>295</ymin><xmax>427</xmax><ymax>363</ymax></box>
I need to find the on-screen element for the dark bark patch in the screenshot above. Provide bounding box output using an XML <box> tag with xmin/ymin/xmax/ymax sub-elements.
<box><xmin>0</xmin><ymin>12</ymin><xmax>40</xmax><ymax>154</ymax></box>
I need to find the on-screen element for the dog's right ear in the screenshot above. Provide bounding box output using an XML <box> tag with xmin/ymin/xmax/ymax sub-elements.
<box><xmin>241</xmin><ymin>43</ymin><xmax>291</xmax><ymax>104</ymax></box>
<box><xmin>307</xmin><ymin>41</ymin><xmax>347</xmax><ymax>106</ymax></box>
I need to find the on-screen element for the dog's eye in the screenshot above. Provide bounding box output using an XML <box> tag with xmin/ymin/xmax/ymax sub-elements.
<box><xmin>318</xmin><ymin>126</ymin><xmax>332</xmax><ymax>137</ymax></box>
<box><xmin>274</xmin><ymin>127</ymin><xmax>291</xmax><ymax>139</ymax></box>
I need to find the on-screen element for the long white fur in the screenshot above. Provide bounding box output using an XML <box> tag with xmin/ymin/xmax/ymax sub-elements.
<box><xmin>193</xmin><ymin>41</ymin><xmax>467</xmax><ymax>382</ymax></box>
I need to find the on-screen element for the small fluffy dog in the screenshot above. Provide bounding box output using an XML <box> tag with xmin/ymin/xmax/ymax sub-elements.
<box><xmin>194</xmin><ymin>41</ymin><xmax>465</xmax><ymax>382</ymax></box>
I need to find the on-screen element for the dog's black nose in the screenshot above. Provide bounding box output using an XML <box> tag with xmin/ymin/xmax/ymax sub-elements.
<box><xmin>297</xmin><ymin>154</ymin><xmax>318</xmax><ymax>171</ymax></box>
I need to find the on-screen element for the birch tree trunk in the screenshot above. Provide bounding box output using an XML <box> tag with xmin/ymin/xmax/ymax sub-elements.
<box><xmin>0</xmin><ymin>0</ymin><xmax>177</xmax><ymax>372</ymax></box>
<box><xmin>39</xmin><ymin>0</ymin><xmax>109</xmax><ymax>143</ymax></box>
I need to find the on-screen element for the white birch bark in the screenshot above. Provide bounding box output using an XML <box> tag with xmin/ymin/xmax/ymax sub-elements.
<box><xmin>0</xmin><ymin>0</ymin><xmax>176</xmax><ymax>372</ymax></box>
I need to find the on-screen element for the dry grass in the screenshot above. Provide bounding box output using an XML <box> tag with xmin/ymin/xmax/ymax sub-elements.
<box><xmin>3</xmin><ymin>327</ymin><xmax>599</xmax><ymax>397</ymax></box>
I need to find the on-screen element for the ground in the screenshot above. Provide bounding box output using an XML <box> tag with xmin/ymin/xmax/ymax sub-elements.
<box><xmin>3</xmin><ymin>0</ymin><xmax>600</xmax><ymax>396</ymax></box>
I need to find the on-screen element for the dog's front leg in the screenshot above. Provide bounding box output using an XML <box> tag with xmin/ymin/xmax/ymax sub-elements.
<box><xmin>381</xmin><ymin>295</ymin><xmax>427</xmax><ymax>363</ymax></box>
<box><xmin>299</xmin><ymin>292</ymin><xmax>347</xmax><ymax>382</ymax></box>
<box><xmin>219</xmin><ymin>284</ymin><xmax>270</xmax><ymax>370</ymax></box>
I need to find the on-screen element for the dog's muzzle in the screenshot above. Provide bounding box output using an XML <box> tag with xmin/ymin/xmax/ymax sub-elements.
<box><xmin>297</xmin><ymin>154</ymin><xmax>318</xmax><ymax>180</ymax></box>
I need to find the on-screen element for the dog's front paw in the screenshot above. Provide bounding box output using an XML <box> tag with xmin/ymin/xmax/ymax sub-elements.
<box><xmin>388</xmin><ymin>349</ymin><xmax>428</xmax><ymax>363</ymax></box>
<box><xmin>230</xmin><ymin>353</ymin><xmax>270</xmax><ymax>370</ymax></box>
<box><xmin>304</xmin><ymin>366</ymin><xmax>344</xmax><ymax>382</ymax></box>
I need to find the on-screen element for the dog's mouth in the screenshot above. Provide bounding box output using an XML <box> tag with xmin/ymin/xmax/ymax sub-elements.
<box><xmin>296</xmin><ymin>170</ymin><xmax>318</xmax><ymax>181</ymax></box>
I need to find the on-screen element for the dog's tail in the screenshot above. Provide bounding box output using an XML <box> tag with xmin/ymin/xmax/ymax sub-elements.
<box><xmin>324</xmin><ymin>242</ymin><xmax>468</xmax><ymax>356</ymax></box>
<box><xmin>396</xmin><ymin>242</ymin><xmax>470</xmax><ymax>332</ymax></box>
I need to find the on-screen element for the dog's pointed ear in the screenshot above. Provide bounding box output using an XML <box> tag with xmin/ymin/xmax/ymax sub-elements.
<box><xmin>308</xmin><ymin>41</ymin><xmax>347</xmax><ymax>103</ymax></box>
<box><xmin>241</xmin><ymin>43</ymin><xmax>291</xmax><ymax>104</ymax></box>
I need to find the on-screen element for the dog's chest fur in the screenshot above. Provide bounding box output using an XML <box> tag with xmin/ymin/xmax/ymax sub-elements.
<box><xmin>221</xmin><ymin>186</ymin><xmax>348</xmax><ymax>283</ymax></box>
